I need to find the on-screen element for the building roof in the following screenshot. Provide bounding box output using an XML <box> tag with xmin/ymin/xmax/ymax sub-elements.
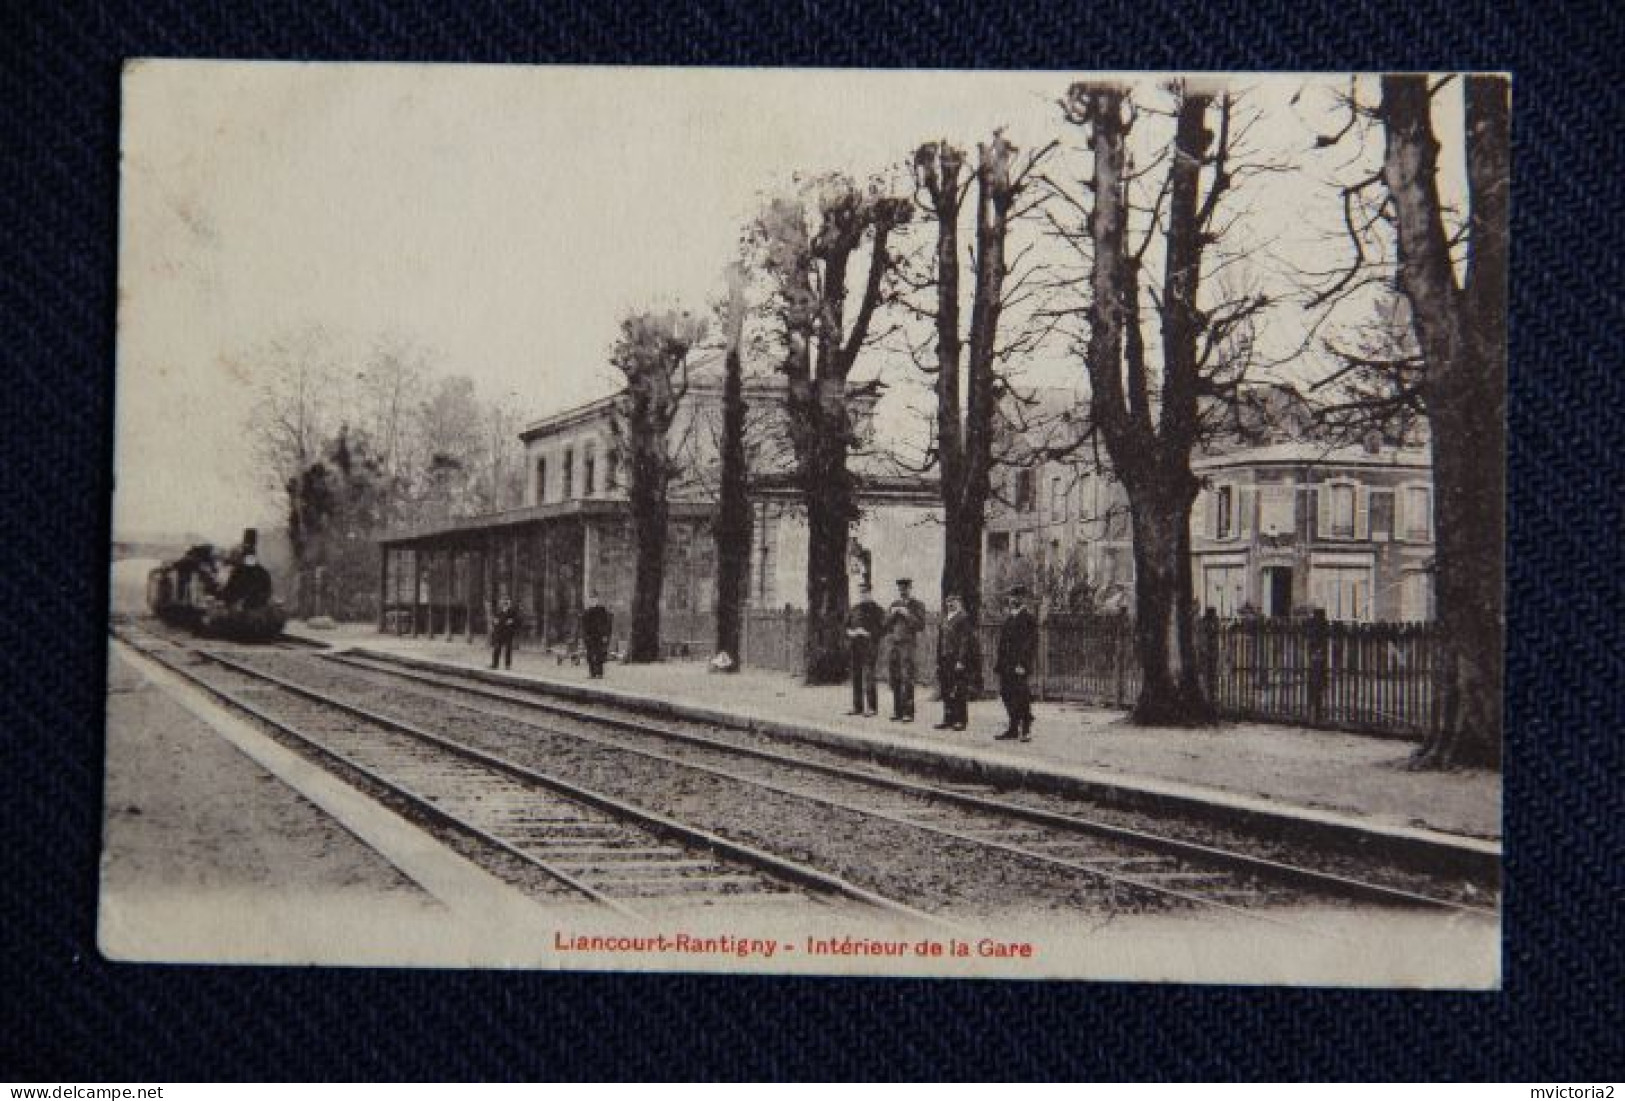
<box><xmin>380</xmin><ymin>497</ymin><xmax>718</xmax><ymax>547</ymax></box>
<box><xmin>1193</xmin><ymin>440</ymin><xmax>1431</xmax><ymax>472</ymax></box>
<box><xmin>518</xmin><ymin>353</ymin><xmax>790</xmax><ymax>442</ymax></box>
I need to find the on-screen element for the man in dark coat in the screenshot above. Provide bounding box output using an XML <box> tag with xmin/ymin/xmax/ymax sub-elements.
<box><xmin>490</xmin><ymin>595</ymin><xmax>519</xmax><ymax>670</ymax></box>
<box><xmin>844</xmin><ymin>581</ymin><xmax>884</xmax><ymax>716</ymax></box>
<box><xmin>993</xmin><ymin>585</ymin><xmax>1038</xmax><ymax>740</ymax></box>
<box><xmin>881</xmin><ymin>578</ymin><xmax>928</xmax><ymax>722</ymax></box>
<box><xmin>934</xmin><ymin>593</ymin><xmax>978</xmax><ymax>731</ymax></box>
<box><xmin>581</xmin><ymin>591</ymin><xmax>612</xmax><ymax>678</ymax></box>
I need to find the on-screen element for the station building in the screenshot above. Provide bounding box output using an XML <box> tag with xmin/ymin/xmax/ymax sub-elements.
<box><xmin>378</xmin><ymin>365</ymin><xmax>943</xmax><ymax>650</ymax></box>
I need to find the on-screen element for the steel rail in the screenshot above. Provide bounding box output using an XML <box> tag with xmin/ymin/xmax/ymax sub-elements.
<box><xmin>328</xmin><ymin>650</ymin><xmax>1498</xmax><ymax>920</ymax></box>
<box><xmin>113</xmin><ymin>630</ymin><xmax>642</xmax><ymax>918</ymax></box>
<box><xmin>189</xmin><ymin>646</ymin><xmax>955</xmax><ymax>930</ymax></box>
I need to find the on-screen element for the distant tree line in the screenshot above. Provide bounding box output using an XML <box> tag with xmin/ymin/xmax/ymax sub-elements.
<box><xmin>248</xmin><ymin>330</ymin><xmax>528</xmax><ymax>619</ymax></box>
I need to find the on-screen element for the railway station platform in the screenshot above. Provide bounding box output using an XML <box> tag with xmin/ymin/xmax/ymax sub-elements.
<box><xmin>284</xmin><ymin>622</ymin><xmax>1503</xmax><ymax>860</ymax></box>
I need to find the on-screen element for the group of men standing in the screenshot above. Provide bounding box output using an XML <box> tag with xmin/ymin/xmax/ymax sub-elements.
<box><xmin>845</xmin><ymin>578</ymin><xmax>1037</xmax><ymax>742</ymax></box>
<box><xmin>489</xmin><ymin>592</ymin><xmax>613</xmax><ymax>678</ymax></box>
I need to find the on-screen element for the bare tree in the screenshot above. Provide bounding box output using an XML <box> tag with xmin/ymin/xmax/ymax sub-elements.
<box><xmin>911</xmin><ymin>133</ymin><xmax>1055</xmax><ymax>622</ymax></box>
<box><xmin>355</xmin><ymin>336</ymin><xmax>429</xmax><ymax>489</ymax></box>
<box><xmin>612</xmin><ymin>309</ymin><xmax>706</xmax><ymax>662</ymax></box>
<box><xmin>247</xmin><ymin>326</ymin><xmax>341</xmax><ymax>606</ymax></box>
<box><xmin>1311</xmin><ymin>75</ymin><xmax>1507</xmax><ymax>769</ymax></box>
<box><xmin>1060</xmin><ymin>82</ymin><xmax>1273</xmax><ymax>725</ymax></box>
<box><xmin>751</xmin><ymin>174</ymin><xmax>911</xmax><ymax>683</ymax></box>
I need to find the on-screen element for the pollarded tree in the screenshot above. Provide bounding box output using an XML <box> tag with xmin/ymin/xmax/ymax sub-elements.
<box><xmin>612</xmin><ymin>309</ymin><xmax>706</xmax><ymax>663</ymax></box>
<box><xmin>751</xmin><ymin>174</ymin><xmax>912</xmax><ymax>684</ymax></box>
<box><xmin>911</xmin><ymin>133</ymin><xmax>1055</xmax><ymax>623</ymax></box>
<box><xmin>1061</xmin><ymin>82</ymin><xmax>1273</xmax><ymax>726</ymax></box>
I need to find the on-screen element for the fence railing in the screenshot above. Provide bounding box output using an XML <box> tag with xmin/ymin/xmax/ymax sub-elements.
<box><xmin>398</xmin><ymin>597</ymin><xmax>1440</xmax><ymax>739</ymax></box>
<box><xmin>737</xmin><ymin>607</ymin><xmax>1440</xmax><ymax>740</ymax></box>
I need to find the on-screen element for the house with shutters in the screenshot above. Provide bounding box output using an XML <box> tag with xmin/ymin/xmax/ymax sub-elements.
<box><xmin>980</xmin><ymin>388</ymin><xmax>1436</xmax><ymax>623</ymax></box>
<box><xmin>1190</xmin><ymin>441</ymin><xmax>1435</xmax><ymax>622</ymax></box>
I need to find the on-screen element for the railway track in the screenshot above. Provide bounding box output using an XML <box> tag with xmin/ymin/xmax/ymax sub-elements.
<box><xmin>114</xmin><ymin>624</ymin><xmax>935</xmax><ymax>924</ymax></box>
<box><xmin>315</xmin><ymin>649</ymin><xmax>1499</xmax><ymax>921</ymax></box>
<box><xmin>114</xmin><ymin>621</ymin><xmax>1496</xmax><ymax>928</ymax></box>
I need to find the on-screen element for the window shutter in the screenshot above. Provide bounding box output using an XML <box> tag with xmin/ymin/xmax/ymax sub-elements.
<box><xmin>1191</xmin><ymin>490</ymin><xmax>1208</xmax><ymax>541</ymax></box>
<box><xmin>1316</xmin><ymin>484</ymin><xmax>1332</xmax><ymax>541</ymax></box>
<box><xmin>1238</xmin><ymin>486</ymin><xmax>1256</xmax><ymax>538</ymax></box>
<box><xmin>1354</xmin><ymin>485</ymin><xmax>1370</xmax><ymax>541</ymax></box>
<box><xmin>1392</xmin><ymin>485</ymin><xmax>1407</xmax><ymax>542</ymax></box>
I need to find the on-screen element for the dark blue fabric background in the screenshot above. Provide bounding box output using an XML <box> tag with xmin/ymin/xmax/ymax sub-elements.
<box><xmin>4</xmin><ymin>0</ymin><xmax>1620</xmax><ymax>1080</ymax></box>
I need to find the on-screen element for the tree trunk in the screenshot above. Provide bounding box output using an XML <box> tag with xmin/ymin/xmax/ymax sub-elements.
<box><xmin>1127</xmin><ymin>485</ymin><xmax>1211</xmax><ymax>724</ymax></box>
<box><xmin>1069</xmin><ymin>83</ymin><xmax>1217</xmax><ymax>727</ymax></box>
<box><xmin>1381</xmin><ymin>74</ymin><xmax>1506</xmax><ymax>770</ymax></box>
<box><xmin>800</xmin><ymin>379</ymin><xmax>854</xmax><ymax>683</ymax></box>
<box><xmin>941</xmin><ymin>508</ymin><xmax>986</xmax><ymax>623</ymax></box>
<box><xmin>628</xmin><ymin>495</ymin><xmax>666</xmax><ymax>663</ymax></box>
<box><xmin>713</xmin><ymin>267</ymin><xmax>751</xmax><ymax>670</ymax></box>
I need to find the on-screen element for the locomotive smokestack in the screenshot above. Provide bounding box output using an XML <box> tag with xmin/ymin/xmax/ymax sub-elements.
<box><xmin>241</xmin><ymin>528</ymin><xmax>258</xmax><ymax>556</ymax></box>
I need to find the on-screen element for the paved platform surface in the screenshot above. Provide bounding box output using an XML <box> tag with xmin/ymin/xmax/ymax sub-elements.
<box><xmin>293</xmin><ymin>623</ymin><xmax>1502</xmax><ymax>848</ymax></box>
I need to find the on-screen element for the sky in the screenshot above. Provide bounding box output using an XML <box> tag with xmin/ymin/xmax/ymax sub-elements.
<box><xmin>114</xmin><ymin>64</ymin><xmax>1463</xmax><ymax>540</ymax></box>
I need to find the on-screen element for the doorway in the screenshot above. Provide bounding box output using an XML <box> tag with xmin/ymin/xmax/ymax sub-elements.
<box><xmin>1263</xmin><ymin>566</ymin><xmax>1293</xmax><ymax>618</ymax></box>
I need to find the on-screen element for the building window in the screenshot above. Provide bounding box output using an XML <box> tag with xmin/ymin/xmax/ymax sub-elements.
<box><xmin>1203</xmin><ymin>563</ymin><xmax>1246</xmax><ymax>617</ymax></box>
<box><xmin>605</xmin><ymin>450</ymin><xmax>618</xmax><ymax>492</ymax></box>
<box><xmin>1049</xmin><ymin>477</ymin><xmax>1067</xmax><ymax>521</ymax></box>
<box><xmin>1368</xmin><ymin>489</ymin><xmax>1396</xmax><ymax>540</ymax></box>
<box><xmin>1014</xmin><ymin>469</ymin><xmax>1037</xmax><ymax>512</ymax></box>
<box><xmin>1404</xmin><ymin>486</ymin><xmax>1432</xmax><ymax>541</ymax></box>
<box><xmin>1401</xmin><ymin>570</ymin><xmax>1434</xmax><ymax>621</ymax></box>
<box><xmin>584</xmin><ymin>446</ymin><xmax>596</xmax><ymax>496</ymax></box>
<box><xmin>562</xmin><ymin>449</ymin><xmax>574</xmax><ymax>499</ymax></box>
<box><xmin>1311</xmin><ymin>563</ymin><xmax>1372</xmax><ymax>622</ymax></box>
<box><xmin>536</xmin><ymin>458</ymin><xmax>547</xmax><ymax>504</ymax></box>
<box><xmin>1328</xmin><ymin>483</ymin><xmax>1356</xmax><ymax>539</ymax></box>
<box><xmin>1216</xmin><ymin>486</ymin><xmax>1234</xmax><ymax>540</ymax></box>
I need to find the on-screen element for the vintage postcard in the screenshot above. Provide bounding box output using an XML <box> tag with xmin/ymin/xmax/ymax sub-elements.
<box><xmin>106</xmin><ymin>62</ymin><xmax>1504</xmax><ymax>984</ymax></box>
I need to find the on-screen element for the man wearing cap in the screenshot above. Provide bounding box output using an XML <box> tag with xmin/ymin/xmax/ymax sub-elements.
<box><xmin>844</xmin><ymin>581</ymin><xmax>884</xmax><ymax>716</ymax></box>
<box><xmin>881</xmin><ymin>578</ymin><xmax>928</xmax><ymax>722</ymax></box>
<box><xmin>490</xmin><ymin>595</ymin><xmax>520</xmax><ymax>671</ymax></box>
<box><xmin>993</xmin><ymin>585</ymin><xmax>1038</xmax><ymax>740</ymax></box>
<box><xmin>933</xmin><ymin>593</ymin><xmax>978</xmax><ymax>731</ymax></box>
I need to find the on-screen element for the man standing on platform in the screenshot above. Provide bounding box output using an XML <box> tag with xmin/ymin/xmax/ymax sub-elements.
<box><xmin>934</xmin><ymin>593</ymin><xmax>978</xmax><ymax>731</ymax></box>
<box><xmin>844</xmin><ymin>581</ymin><xmax>884</xmax><ymax>716</ymax></box>
<box><xmin>490</xmin><ymin>595</ymin><xmax>519</xmax><ymax>671</ymax></box>
<box><xmin>993</xmin><ymin>585</ymin><xmax>1037</xmax><ymax>741</ymax></box>
<box><xmin>581</xmin><ymin>591</ymin><xmax>612</xmax><ymax>679</ymax></box>
<box><xmin>882</xmin><ymin>578</ymin><xmax>927</xmax><ymax>723</ymax></box>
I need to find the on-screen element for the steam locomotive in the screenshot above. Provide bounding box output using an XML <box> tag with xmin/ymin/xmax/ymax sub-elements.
<box><xmin>146</xmin><ymin>528</ymin><xmax>287</xmax><ymax>642</ymax></box>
